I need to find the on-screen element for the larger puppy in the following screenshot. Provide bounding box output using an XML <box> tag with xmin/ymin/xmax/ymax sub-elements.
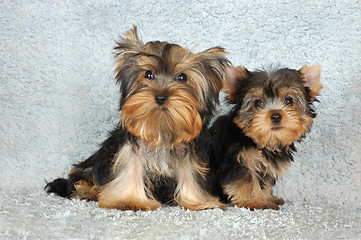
<box><xmin>46</xmin><ymin>27</ymin><xmax>229</xmax><ymax>210</ymax></box>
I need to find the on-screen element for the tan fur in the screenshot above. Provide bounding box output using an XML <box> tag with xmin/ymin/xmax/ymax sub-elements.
<box><xmin>121</xmin><ymin>84</ymin><xmax>203</xmax><ymax>148</ymax></box>
<box><xmin>239</xmin><ymin>148</ymin><xmax>290</xmax><ymax>179</ymax></box>
<box><xmin>174</xmin><ymin>154</ymin><xmax>225</xmax><ymax>210</ymax></box>
<box><xmin>114</xmin><ymin>27</ymin><xmax>144</xmax><ymax>74</ymax></box>
<box><xmin>224</xmin><ymin>66</ymin><xmax>249</xmax><ymax>101</ymax></box>
<box><xmin>101</xmin><ymin>27</ymin><xmax>227</xmax><ymax>210</ymax></box>
<box><xmin>98</xmin><ymin>140</ymin><xmax>223</xmax><ymax>210</ymax></box>
<box><xmin>221</xmin><ymin>64</ymin><xmax>322</xmax><ymax>210</ymax></box>
<box><xmin>191</xmin><ymin>48</ymin><xmax>225</xmax><ymax>100</ymax></box>
<box><xmin>69</xmin><ymin>168</ymin><xmax>81</xmax><ymax>175</ymax></box>
<box><xmin>98</xmin><ymin>143</ymin><xmax>161</xmax><ymax>210</ymax></box>
<box><xmin>73</xmin><ymin>180</ymin><xmax>99</xmax><ymax>201</ymax></box>
<box><xmin>122</xmin><ymin>38</ymin><xmax>226</xmax><ymax>105</ymax></box>
<box><xmin>224</xmin><ymin>147</ymin><xmax>287</xmax><ymax>210</ymax></box>
<box><xmin>118</xmin><ymin>40</ymin><xmax>225</xmax><ymax>148</ymax></box>
<box><xmin>278</xmin><ymin>88</ymin><xmax>303</xmax><ymax>100</ymax></box>
<box><xmin>124</xmin><ymin>26</ymin><xmax>142</xmax><ymax>44</ymax></box>
<box><xmin>235</xmin><ymin>87</ymin><xmax>315</xmax><ymax>151</ymax></box>
<box><xmin>244</xmin><ymin>108</ymin><xmax>308</xmax><ymax>150</ymax></box>
<box><xmin>224</xmin><ymin>180</ymin><xmax>283</xmax><ymax>210</ymax></box>
<box><xmin>300</xmin><ymin>65</ymin><xmax>323</xmax><ymax>101</ymax></box>
<box><xmin>70</xmin><ymin>168</ymin><xmax>99</xmax><ymax>201</ymax></box>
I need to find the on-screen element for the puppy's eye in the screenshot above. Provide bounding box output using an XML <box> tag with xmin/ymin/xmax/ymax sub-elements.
<box><xmin>284</xmin><ymin>97</ymin><xmax>294</xmax><ymax>106</ymax></box>
<box><xmin>175</xmin><ymin>73</ymin><xmax>187</xmax><ymax>83</ymax></box>
<box><xmin>254</xmin><ymin>99</ymin><xmax>265</xmax><ymax>109</ymax></box>
<box><xmin>144</xmin><ymin>70</ymin><xmax>155</xmax><ymax>80</ymax></box>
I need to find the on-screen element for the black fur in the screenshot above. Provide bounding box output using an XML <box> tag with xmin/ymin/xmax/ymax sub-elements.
<box><xmin>45</xmin><ymin>124</ymin><xmax>213</xmax><ymax>204</ymax></box>
<box><xmin>207</xmin><ymin>113</ymin><xmax>296</xmax><ymax>204</ymax></box>
<box><xmin>45</xmin><ymin>125</ymin><xmax>129</xmax><ymax>198</ymax></box>
<box><xmin>45</xmin><ymin>27</ymin><xmax>229</xmax><ymax>210</ymax></box>
<box><xmin>207</xmin><ymin>66</ymin><xmax>320</xmax><ymax>208</ymax></box>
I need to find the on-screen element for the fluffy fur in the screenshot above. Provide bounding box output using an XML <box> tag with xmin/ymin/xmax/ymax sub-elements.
<box><xmin>208</xmin><ymin>65</ymin><xmax>322</xmax><ymax>210</ymax></box>
<box><xmin>45</xmin><ymin>27</ymin><xmax>229</xmax><ymax>211</ymax></box>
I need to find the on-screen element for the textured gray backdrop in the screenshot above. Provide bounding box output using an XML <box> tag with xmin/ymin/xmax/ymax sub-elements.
<box><xmin>1</xmin><ymin>1</ymin><xmax>360</xmax><ymax>239</ymax></box>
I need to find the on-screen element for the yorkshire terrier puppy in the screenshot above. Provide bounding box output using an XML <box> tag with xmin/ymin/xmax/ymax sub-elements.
<box><xmin>208</xmin><ymin>65</ymin><xmax>322</xmax><ymax>210</ymax></box>
<box><xmin>45</xmin><ymin>27</ymin><xmax>229</xmax><ymax>211</ymax></box>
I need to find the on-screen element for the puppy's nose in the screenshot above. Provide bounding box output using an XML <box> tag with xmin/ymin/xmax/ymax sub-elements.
<box><xmin>270</xmin><ymin>113</ymin><xmax>282</xmax><ymax>123</ymax></box>
<box><xmin>155</xmin><ymin>95</ymin><xmax>167</xmax><ymax>105</ymax></box>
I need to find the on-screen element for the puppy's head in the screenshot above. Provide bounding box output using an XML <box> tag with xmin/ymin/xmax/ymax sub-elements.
<box><xmin>114</xmin><ymin>27</ymin><xmax>229</xmax><ymax>147</ymax></box>
<box><xmin>225</xmin><ymin>65</ymin><xmax>322</xmax><ymax>150</ymax></box>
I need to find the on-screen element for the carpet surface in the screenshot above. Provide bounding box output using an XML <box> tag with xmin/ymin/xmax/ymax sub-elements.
<box><xmin>0</xmin><ymin>189</ymin><xmax>360</xmax><ymax>240</ymax></box>
<box><xmin>1</xmin><ymin>0</ymin><xmax>360</xmax><ymax>239</ymax></box>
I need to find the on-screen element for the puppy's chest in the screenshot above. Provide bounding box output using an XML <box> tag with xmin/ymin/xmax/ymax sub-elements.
<box><xmin>236</xmin><ymin>147</ymin><xmax>290</xmax><ymax>178</ymax></box>
<box><xmin>114</xmin><ymin>140</ymin><xmax>189</xmax><ymax>177</ymax></box>
<box><xmin>141</xmin><ymin>147</ymin><xmax>179</xmax><ymax>176</ymax></box>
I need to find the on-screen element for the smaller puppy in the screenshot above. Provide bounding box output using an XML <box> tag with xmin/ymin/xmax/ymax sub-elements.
<box><xmin>208</xmin><ymin>65</ymin><xmax>322</xmax><ymax>210</ymax></box>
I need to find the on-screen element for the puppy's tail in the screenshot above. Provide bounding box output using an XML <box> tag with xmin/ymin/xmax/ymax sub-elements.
<box><xmin>45</xmin><ymin>178</ymin><xmax>71</xmax><ymax>198</ymax></box>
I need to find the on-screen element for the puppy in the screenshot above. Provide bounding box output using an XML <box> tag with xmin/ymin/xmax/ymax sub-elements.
<box><xmin>208</xmin><ymin>65</ymin><xmax>322</xmax><ymax>210</ymax></box>
<box><xmin>45</xmin><ymin>27</ymin><xmax>229</xmax><ymax>211</ymax></box>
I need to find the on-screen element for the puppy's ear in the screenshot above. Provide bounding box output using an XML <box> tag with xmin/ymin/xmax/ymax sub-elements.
<box><xmin>195</xmin><ymin>47</ymin><xmax>230</xmax><ymax>98</ymax></box>
<box><xmin>114</xmin><ymin>26</ymin><xmax>144</xmax><ymax>56</ymax></box>
<box><xmin>114</xmin><ymin>26</ymin><xmax>144</xmax><ymax>77</ymax></box>
<box><xmin>114</xmin><ymin>26</ymin><xmax>145</xmax><ymax>109</ymax></box>
<box><xmin>299</xmin><ymin>65</ymin><xmax>322</xmax><ymax>101</ymax></box>
<box><xmin>224</xmin><ymin>66</ymin><xmax>249</xmax><ymax>101</ymax></box>
<box><xmin>122</xmin><ymin>26</ymin><xmax>143</xmax><ymax>46</ymax></box>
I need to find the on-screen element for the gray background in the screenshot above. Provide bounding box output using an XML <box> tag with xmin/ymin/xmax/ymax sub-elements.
<box><xmin>1</xmin><ymin>1</ymin><xmax>360</xmax><ymax>239</ymax></box>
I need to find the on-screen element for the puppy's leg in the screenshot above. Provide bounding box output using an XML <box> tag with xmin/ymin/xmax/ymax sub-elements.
<box><xmin>224</xmin><ymin>176</ymin><xmax>283</xmax><ymax>210</ymax></box>
<box><xmin>45</xmin><ymin>165</ymin><xmax>99</xmax><ymax>201</ymax></box>
<box><xmin>175</xmin><ymin>158</ymin><xmax>225</xmax><ymax>210</ymax></box>
<box><xmin>97</xmin><ymin>143</ymin><xmax>160</xmax><ymax>210</ymax></box>
<box><xmin>62</xmin><ymin>167</ymin><xmax>98</xmax><ymax>201</ymax></box>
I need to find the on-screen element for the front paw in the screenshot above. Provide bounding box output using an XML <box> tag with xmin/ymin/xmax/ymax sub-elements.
<box><xmin>98</xmin><ymin>199</ymin><xmax>161</xmax><ymax>211</ymax></box>
<box><xmin>272</xmin><ymin>196</ymin><xmax>285</xmax><ymax>206</ymax></box>
<box><xmin>179</xmin><ymin>199</ymin><xmax>226</xmax><ymax>211</ymax></box>
<box><xmin>235</xmin><ymin>196</ymin><xmax>285</xmax><ymax>210</ymax></box>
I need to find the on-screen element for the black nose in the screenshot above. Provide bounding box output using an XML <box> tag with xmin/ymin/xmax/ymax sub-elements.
<box><xmin>155</xmin><ymin>95</ymin><xmax>167</xmax><ymax>105</ymax></box>
<box><xmin>270</xmin><ymin>113</ymin><xmax>282</xmax><ymax>123</ymax></box>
